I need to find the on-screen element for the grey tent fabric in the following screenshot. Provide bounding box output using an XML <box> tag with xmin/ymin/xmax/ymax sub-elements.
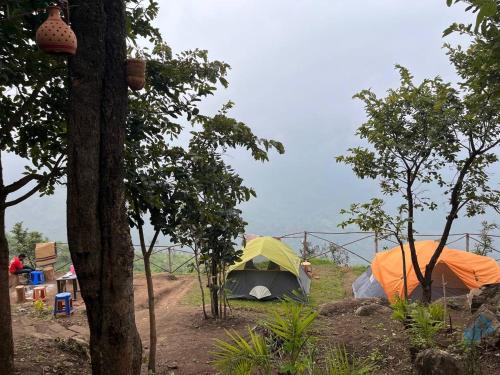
<box><xmin>409</xmin><ymin>262</ymin><xmax>469</xmax><ymax>300</ymax></box>
<box><xmin>225</xmin><ymin>269</ymin><xmax>309</xmax><ymax>301</ymax></box>
<box><xmin>352</xmin><ymin>266</ymin><xmax>386</xmax><ymax>299</ymax></box>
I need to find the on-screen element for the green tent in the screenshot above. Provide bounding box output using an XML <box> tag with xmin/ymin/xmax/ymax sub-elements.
<box><xmin>225</xmin><ymin>236</ymin><xmax>311</xmax><ymax>300</ymax></box>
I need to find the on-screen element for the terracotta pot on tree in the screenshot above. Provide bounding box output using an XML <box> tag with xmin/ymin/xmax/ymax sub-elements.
<box><xmin>35</xmin><ymin>6</ymin><xmax>77</xmax><ymax>55</ymax></box>
<box><xmin>126</xmin><ymin>58</ymin><xmax>146</xmax><ymax>90</ymax></box>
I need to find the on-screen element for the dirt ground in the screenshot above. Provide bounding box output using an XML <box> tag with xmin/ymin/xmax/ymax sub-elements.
<box><xmin>11</xmin><ymin>273</ymin><xmax>255</xmax><ymax>375</ymax></box>
<box><xmin>10</xmin><ymin>271</ymin><xmax>500</xmax><ymax>374</ymax></box>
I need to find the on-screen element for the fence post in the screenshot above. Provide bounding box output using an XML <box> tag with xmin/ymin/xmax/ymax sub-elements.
<box><xmin>302</xmin><ymin>231</ymin><xmax>308</xmax><ymax>260</ymax></box>
<box><xmin>168</xmin><ymin>248</ymin><xmax>172</xmax><ymax>273</ymax></box>
<box><xmin>374</xmin><ymin>231</ymin><xmax>379</xmax><ymax>254</ymax></box>
<box><xmin>465</xmin><ymin>233</ymin><xmax>470</xmax><ymax>252</ymax></box>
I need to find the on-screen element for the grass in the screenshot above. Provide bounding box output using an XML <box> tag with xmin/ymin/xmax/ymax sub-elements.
<box><xmin>181</xmin><ymin>260</ymin><xmax>360</xmax><ymax>314</ymax></box>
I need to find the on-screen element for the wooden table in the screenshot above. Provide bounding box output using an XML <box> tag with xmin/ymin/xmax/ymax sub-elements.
<box><xmin>56</xmin><ymin>276</ymin><xmax>79</xmax><ymax>300</ymax></box>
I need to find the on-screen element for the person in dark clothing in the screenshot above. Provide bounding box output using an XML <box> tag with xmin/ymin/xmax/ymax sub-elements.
<box><xmin>9</xmin><ymin>254</ymin><xmax>34</xmax><ymax>275</ymax></box>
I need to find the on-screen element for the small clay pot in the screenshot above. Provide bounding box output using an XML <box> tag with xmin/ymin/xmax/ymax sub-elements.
<box><xmin>126</xmin><ymin>58</ymin><xmax>146</xmax><ymax>90</ymax></box>
<box><xmin>35</xmin><ymin>6</ymin><xmax>77</xmax><ymax>55</ymax></box>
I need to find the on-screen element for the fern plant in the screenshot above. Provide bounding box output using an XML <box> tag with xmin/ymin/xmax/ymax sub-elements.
<box><xmin>408</xmin><ymin>305</ymin><xmax>444</xmax><ymax>348</ymax></box>
<box><xmin>211</xmin><ymin>328</ymin><xmax>272</xmax><ymax>375</ymax></box>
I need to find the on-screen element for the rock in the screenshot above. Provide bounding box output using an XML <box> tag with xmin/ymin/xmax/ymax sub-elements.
<box><xmin>464</xmin><ymin>304</ymin><xmax>500</xmax><ymax>347</ymax></box>
<box><xmin>468</xmin><ymin>283</ymin><xmax>500</xmax><ymax>313</ymax></box>
<box><xmin>56</xmin><ymin>336</ymin><xmax>91</xmax><ymax>361</ymax></box>
<box><xmin>355</xmin><ymin>303</ymin><xmax>391</xmax><ymax>316</ymax></box>
<box><xmin>414</xmin><ymin>349</ymin><xmax>463</xmax><ymax>375</ymax></box>
<box><xmin>319</xmin><ymin>298</ymin><xmax>388</xmax><ymax>316</ymax></box>
<box><xmin>435</xmin><ymin>295</ymin><xmax>468</xmax><ymax>311</ymax></box>
<box><xmin>167</xmin><ymin>362</ymin><xmax>178</xmax><ymax>369</ymax></box>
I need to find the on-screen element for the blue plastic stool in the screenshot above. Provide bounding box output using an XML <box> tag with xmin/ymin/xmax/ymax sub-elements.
<box><xmin>30</xmin><ymin>270</ymin><xmax>45</xmax><ymax>285</ymax></box>
<box><xmin>53</xmin><ymin>292</ymin><xmax>73</xmax><ymax>316</ymax></box>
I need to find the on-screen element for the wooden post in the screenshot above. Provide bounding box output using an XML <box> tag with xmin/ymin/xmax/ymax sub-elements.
<box><xmin>168</xmin><ymin>248</ymin><xmax>172</xmax><ymax>273</ymax></box>
<box><xmin>465</xmin><ymin>233</ymin><xmax>470</xmax><ymax>252</ymax></box>
<box><xmin>15</xmin><ymin>286</ymin><xmax>25</xmax><ymax>304</ymax></box>
<box><xmin>302</xmin><ymin>231</ymin><xmax>308</xmax><ymax>260</ymax></box>
<box><xmin>374</xmin><ymin>231</ymin><xmax>379</xmax><ymax>254</ymax></box>
<box><xmin>43</xmin><ymin>266</ymin><xmax>55</xmax><ymax>281</ymax></box>
<box><xmin>442</xmin><ymin>274</ymin><xmax>447</xmax><ymax>329</ymax></box>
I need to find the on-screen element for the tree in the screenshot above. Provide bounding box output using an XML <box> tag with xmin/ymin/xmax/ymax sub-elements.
<box><xmin>338</xmin><ymin>60</ymin><xmax>499</xmax><ymax>302</ymax></box>
<box><xmin>339</xmin><ymin>199</ymin><xmax>409</xmax><ymax>299</ymax></box>
<box><xmin>473</xmin><ymin>221</ymin><xmax>498</xmax><ymax>256</ymax></box>
<box><xmin>0</xmin><ymin>1</ymin><xmax>66</xmax><ymax>371</ymax></box>
<box><xmin>125</xmin><ymin>41</ymin><xmax>232</xmax><ymax>371</ymax></box>
<box><xmin>169</xmin><ymin>108</ymin><xmax>284</xmax><ymax>319</ymax></box>
<box><xmin>66</xmin><ymin>0</ymin><xmax>160</xmax><ymax>372</ymax></box>
<box><xmin>2</xmin><ymin>0</ymin><xmax>160</xmax><ymax>372</ymax></box>
<box><xmin>8</xmin><ymin>222</ymin><xmax>48</xmax><ymax>265</ymax></box>
<box><xmin>124</xmin><ymin>36</ymin><xmax>283</xmax><ymax>368</ymax></box>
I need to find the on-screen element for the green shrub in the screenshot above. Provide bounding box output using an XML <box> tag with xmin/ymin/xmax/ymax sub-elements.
<box><xmin>390</xmin><ymin>296</ymin><xmax>414</xmax><ymax>322</ymax></box>
<box><xmin>428</xmin><ymin>301</ymin><xmax>445</xmax><ymax>322</ymax></box>
<box><xmin>211</xmin><ymin>298</ymin><xmax>318</xmax><ymax>375</ymax></box>
<box><xmin>408</xmin><ymin>305</ymin><xmax>444</xmax><ymax>348</ymax></box>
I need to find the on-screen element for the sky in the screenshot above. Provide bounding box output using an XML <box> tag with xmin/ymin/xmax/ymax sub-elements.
<box><xmin>3</xmin><ymin>1</ymin><xmax>498</xmax><ymax>261</ymax></box>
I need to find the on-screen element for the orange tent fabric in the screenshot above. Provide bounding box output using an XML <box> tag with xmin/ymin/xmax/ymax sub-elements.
<box><xmin>371</xmin><ymin>240</ymin><xmax>500</xmax><ymax>300</ymax></box>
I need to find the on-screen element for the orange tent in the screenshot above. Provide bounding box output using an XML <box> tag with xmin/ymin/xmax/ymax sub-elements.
<box><xmin>371</xmin><ymin>240</ymin><xmax>500</xmax><ymax>301</ymax></box>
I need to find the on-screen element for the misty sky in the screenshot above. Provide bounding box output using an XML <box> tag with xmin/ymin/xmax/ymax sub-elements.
<box><xmin>4</xmin><ymin>1</ymin><xmax>498</xmax><ymax>260</ymax></box>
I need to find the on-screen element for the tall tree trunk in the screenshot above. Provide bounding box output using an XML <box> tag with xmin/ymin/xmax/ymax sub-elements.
<box><xmin>193</xmin><ymin>247</ymin><xmax>208</xmax><ymax>319</ymax></box>
<box><xmin>0</xmin><ymin>155</ymin><xmax>14</xmax><ymax>375</ymax></box>
<box><xmin>137</xmin><ymin>222</ymin><xmax>159</xmax><ymax>374</ymax></box>
<box><xmin>211</xmin><ymin>260</ymin><xmax>219</xmax><ymax>318</ymax></box>
<box><xmin>67</xmin><ymin>1</ymin><xmax>142</xmax><ymax>373</ymax></box>
<box><xmin>422</xmin><ymin>273</ymin><xmax>433</xmax><ymax>304</ymax></box>
<box><xmin>143</xmin><ymin>252</ymin><xmax>157</xmax><ymax>374</ymax></box>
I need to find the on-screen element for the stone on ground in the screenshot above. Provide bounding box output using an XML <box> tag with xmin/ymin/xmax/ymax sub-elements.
<box><xmin>414</xmin><ymin>348</ymin><xmax>463</xmax><ymax>375</ymax></box>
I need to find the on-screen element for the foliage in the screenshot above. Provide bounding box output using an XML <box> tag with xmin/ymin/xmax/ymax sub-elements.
<box><xmin>32</xmin><ymin>299</ymin><xmax>51</xmax><ymax>319</ymax></box>
<box><xmin>408</xmin><ymin>305</ymin><xmax>444</xmax><ymax>348</ymax></box>
<box><xmin>391</xmin><ymin>298</ymin><xmax>445</xmax><ymax>348</ymax></box>
<box><xmin>8</xmin><ymin>222</ymin><xmax>47</xmax><ymax>265</ymax></box>
<box><xmin>390</xmin><ymin>296</ymin><xmax>414</xmax><ymax>322</ymax></box>
<box><xmin>473</xmin><ymin>221</ymin><xmax>498</xmax><ymax>256</ymax></box>
<box><xmin>212</xmin><ymin>299</ymin><xmax>318</xmax><ymax>375</ymax></box>
<box><xmin>212</xmin><ymin>329</ymin><xmax>272</xmax><ymax>375</ymax></box>
<box><xmin>0</xmin><ymin>0</ymin><xmax>66</xmax><ymax>211</ymax></box>
<box><xmin>338</xmin><ymin>53</ymin><xmax>500</xmax><ymax>301</ymax></box>
<box><xmin>324</xmin><ymin>345</ymin><xmax>378</xmax><ymax>375</ymax></box>
<box><xmin>265</xmin><ymin>298</ymin><xmax>318</xmax><ymax>374</ymax></box>
<box><xmin>428</xmin><ymin>301</ymin><xmax>445</xmax><ymax>322</ymax></box>
<box><xmin>124</xmin><ymin>27</ymin><xmax>284</xmax><ymax>320</ymax></box>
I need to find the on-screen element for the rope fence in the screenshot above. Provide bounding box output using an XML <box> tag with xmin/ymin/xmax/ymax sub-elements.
<box><xmin>50</xmin><ymin>229</ymin><xmax>500</xmax><ymax>274</ymax></box>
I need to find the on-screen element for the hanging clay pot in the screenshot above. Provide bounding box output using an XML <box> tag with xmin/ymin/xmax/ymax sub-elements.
<box><xmin>36</xmin><ymin>6</ymin><xmax>77</xmax><ymax>55</ymax></box>
<box><xmin>126</xmin><ymin>58</ymin><xmax>146</xmax><ymax>90</ymax></box>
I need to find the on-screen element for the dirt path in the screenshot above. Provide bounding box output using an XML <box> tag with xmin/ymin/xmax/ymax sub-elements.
<box><xmin>134</xmin><ymin>274</ymin><xmax>251</xmax><ymax>374</ymax></box>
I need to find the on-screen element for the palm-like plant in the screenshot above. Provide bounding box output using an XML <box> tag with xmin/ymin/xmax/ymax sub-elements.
<box><xmin>212</xmin><ymin>329</ymin><xmax>272</xmax><ymax>375</ymax></box>
<box><xmin>264</xmin><ymin>299</ymin><xmax>318</xmax><ymax>373</ymax></box>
